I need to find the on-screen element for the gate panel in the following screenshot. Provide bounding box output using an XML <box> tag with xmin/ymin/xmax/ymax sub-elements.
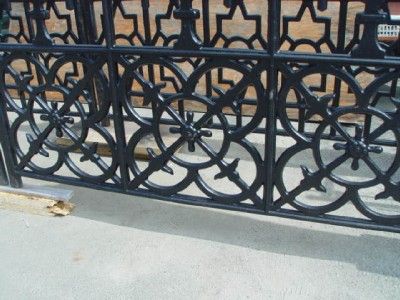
<box><xmin>117</xmin><ymin>55</ymin><xmax>267</xmax><ymax>209</ymax></box>
<box><xmin>275</xmin><ymin>60</ymin><xmax>400</xmax><ymax>225</ymax></box>
<box><xmin>0</xmin><ymin>0</ymin><xmax>399</xmax><ymax>232</ymax></box>
<box><xmin>0</xmin><ymin>52</ymin><xmax>120</xmax><ymax>184</ymax></box>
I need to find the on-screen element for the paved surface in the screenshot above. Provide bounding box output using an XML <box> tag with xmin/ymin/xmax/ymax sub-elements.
<box><xmin>1</xmin><ymin>179</ymin><xmax>400</xmax><ymax>299</ymax></box>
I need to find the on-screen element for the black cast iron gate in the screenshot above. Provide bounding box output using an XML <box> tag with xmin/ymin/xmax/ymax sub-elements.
<box><xmin>1</xmin><ymin>0</ymin><xmax>400</xmax><ymax>232</ymax></box>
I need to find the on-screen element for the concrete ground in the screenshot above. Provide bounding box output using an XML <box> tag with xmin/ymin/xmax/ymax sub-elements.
<box><xmin>1</xmin><ymin>178</ymin><xmax>400</xmax><ymax>299</ymax></box>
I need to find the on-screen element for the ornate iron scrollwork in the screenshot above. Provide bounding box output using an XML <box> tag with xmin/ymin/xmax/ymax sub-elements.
<box><xmin>173</xmin><ymin>0</ymin><xmax>202</xmax><ymax>50</ymax></box>
<box><xmin>352</xmin><ymin>0</ymin><xmax>390</xmax><ymax>59</ymax></box>
<box><xmin>30</xmin><ymin>0</ymin><xmax>53</xmax><ymax>46</ymax></box>
<box><xmin>0</xmin><ymin>0</ymin><xmax>400</xmax><ymax>232</ymax></box>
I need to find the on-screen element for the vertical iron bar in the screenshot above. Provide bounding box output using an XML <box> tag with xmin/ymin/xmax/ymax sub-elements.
<box><xmin>79</xmin><ymin>0</ymin><xmax>111</xmax><ymax>127</ymax></box>
<box><xmin>202</xmin><ymin>1</ymin><xmax>210</xmax><ymax>47</ymax></box>
<box><xmin>101</xmin><ymin>0</ymin><xmax>130</xmax><ymax>189</ymax></box>
<box><xmin>203</xmin><ymin>1</ymin><xmax>213</xmax><ymax>126</ymax></box>
<box><xmin>142</xmin><ymin>0</ymin><xmax>155</xmax><ymax>83</ymax></box>
<box><xmin>23</xmin><ymin>0</ymin><xmax>35</xmax><ymax>42</ymax></box>
<box><xmin>331</xmin><ymin>0</ymin><xmax>349</xmax><ymax>137</ymax></box>
<box><xmin>25</xmin><ymin>0</ymin><xmax>47</xmax><ymax>107</ymax></box>
<box><xmin>336</xmin><ymin>1</ymin><xmax>349</xmax><ymax>55</ymax></box>
<box><xmin>142</xmin><ymin>0</ymin><xmax>157</xmax><ymax>119</ymax></box>
<box><xmin>74</xmin><ymin>0</ymin><xmax>87</xmax><ymax>44</ymax></box>
<box><xmin>264</xmin><ymin>0</ymin><xmax>281</xmax><ymax>210</ymax></box>
<box><xmin>142</xmin><ymin>0</ymin><xmax>151</xmax><ymax>45</ymax></box>
<box><xmin>297</xmin><ymin>96</ymin><xmax>306</xmax><ymax>133</ymax></box>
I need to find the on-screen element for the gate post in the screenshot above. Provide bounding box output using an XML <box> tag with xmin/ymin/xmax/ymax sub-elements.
<box><xmin>0</xmin><ymin>74</ymin><xmax>22</xmax><ymax>188</ymax></box>
<box><xmin>0</xmin><ymin>2</ymin><xmax>22</xmax><ymax>187</ymax></box>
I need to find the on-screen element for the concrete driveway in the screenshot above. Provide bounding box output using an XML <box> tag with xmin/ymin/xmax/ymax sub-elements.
<box><xmin>0</xmin><ymin>178</ymin><xmax>400</xmax><ymax>299</ymax></box>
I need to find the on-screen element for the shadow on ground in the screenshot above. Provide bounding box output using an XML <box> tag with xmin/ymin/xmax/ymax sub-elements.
<box><xmin>30</xmin><ymin>180</ymin><xmax>400</xmax><ymax>279</ymax></box>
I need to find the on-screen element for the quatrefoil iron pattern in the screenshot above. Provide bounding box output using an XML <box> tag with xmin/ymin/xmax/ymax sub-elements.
<box><xmin>1</xmin><ymin>0</ymin><xmax>400</xmax><ymax>231</ymax></box>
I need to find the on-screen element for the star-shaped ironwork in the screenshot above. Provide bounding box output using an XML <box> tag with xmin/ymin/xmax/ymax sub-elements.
<box><xmin>169</xmin><ymin>111</ymin><xmax>212</xmax><ymax>152</ymax></box>
<box><xmin>40</xmin><ymin>105</ymin><xmax>75</xmax><ymax>138</ymax></box>
<box><xmin>304</xmin><ymin>93</ymin><xmax>335</xmax><ymax>120</ymax></box>
<box><xmin>333</xmin><ymin>124</ymin><xmax>383</xmax><ymax>171</ymax></box>
<box><xmin>281</xmin><ymin>0</ymin><xmax>335</xmax><ymax>52</ymax></box>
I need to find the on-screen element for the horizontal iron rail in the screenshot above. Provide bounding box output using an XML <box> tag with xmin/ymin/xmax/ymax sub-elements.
<box><xmin>1</xmin><ymin>44</ymin><xmax>400</xmax><ymax>68</ymax></box>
